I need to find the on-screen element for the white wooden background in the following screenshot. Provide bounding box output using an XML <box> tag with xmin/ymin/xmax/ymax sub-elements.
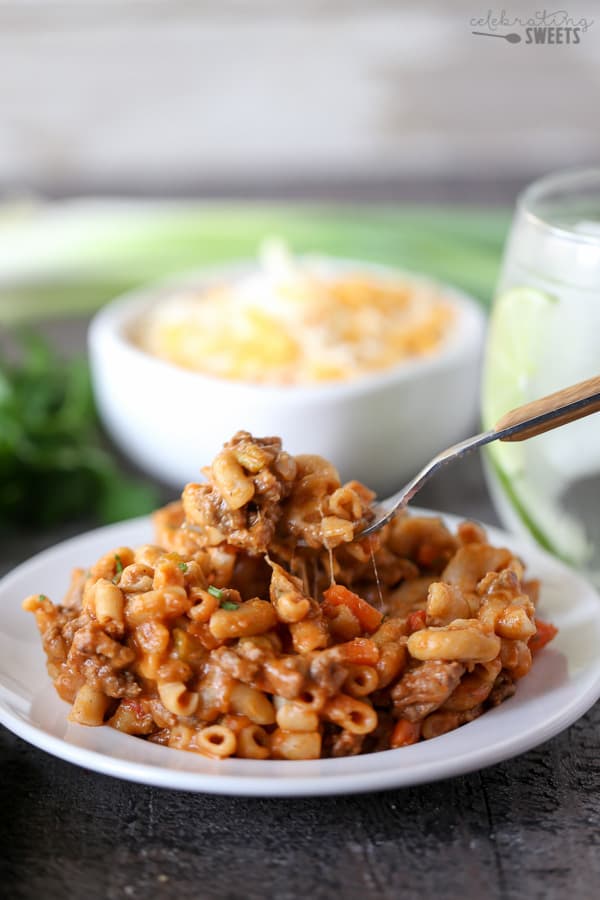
<box><xmin>0</xmin><ymin>0</ymin><xmax>598</xmax><ymax>192</ymax></box>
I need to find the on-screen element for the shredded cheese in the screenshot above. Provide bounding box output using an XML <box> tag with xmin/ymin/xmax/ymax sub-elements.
<box><xmin>135</xmin><ymin>245</ymin><xmax>455</xmax><ymax>385</ymax></box>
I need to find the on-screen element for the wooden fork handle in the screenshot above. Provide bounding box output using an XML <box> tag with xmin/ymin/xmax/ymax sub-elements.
<box><xmin>495</xmin><ymin>374</ymin><xmax>600</xmax><ymax>442</ymax></box>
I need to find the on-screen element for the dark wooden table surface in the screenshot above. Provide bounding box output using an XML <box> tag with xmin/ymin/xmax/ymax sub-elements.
<box><xmin>1</xmin><ymin>313</ymin><xmax>599</xmax><ymax>900</ymax></box>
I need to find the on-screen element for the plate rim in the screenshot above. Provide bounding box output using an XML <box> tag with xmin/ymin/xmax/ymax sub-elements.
<box><xmin>1</xmin><ymin>509</ymin><xmax>599</xmax><ymax>797</ymax></box>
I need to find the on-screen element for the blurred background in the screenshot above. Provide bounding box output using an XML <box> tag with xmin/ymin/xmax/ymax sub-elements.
<box><xmin>0</xmin><ymin>0</ymin><xmax>598</xmax><ymax>546</ymax></box>
<box><xmin>0</xmin><ymin>0</ymin><xmax>598</xmax><ymax>202</ymax></box>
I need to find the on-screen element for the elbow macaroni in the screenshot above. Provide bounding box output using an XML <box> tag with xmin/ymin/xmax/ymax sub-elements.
<box><xmin>24</xmin><ymin>431</ymin><xmax>556</xmax><ymax>760</ymax></box>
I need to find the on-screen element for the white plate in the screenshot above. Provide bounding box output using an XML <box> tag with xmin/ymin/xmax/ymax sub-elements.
<box><xmin>1</xmin><ymin>511</ymin><xmax>599</xmax><ymax>797</ymax></box>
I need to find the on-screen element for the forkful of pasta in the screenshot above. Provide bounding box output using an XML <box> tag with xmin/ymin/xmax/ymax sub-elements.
<box><xmin>360</xmin><ymin>374</ymin><xmax>600</xmax><ymax>538</ymax></box>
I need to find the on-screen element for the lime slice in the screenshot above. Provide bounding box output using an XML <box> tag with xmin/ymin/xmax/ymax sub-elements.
<box><xmin>486</xmin><ymin>453</ymin><xmax>591</xmax><ymax>564</ymax></box>
<box><xmin>482</xmin><ymin>286</ymin><xmax>557</xmax><ymax>476</ymax></box>
<box><xmin>482</xmin><ymin>285</ymin><xmax>592</xmax><ymax>565</ymax></box>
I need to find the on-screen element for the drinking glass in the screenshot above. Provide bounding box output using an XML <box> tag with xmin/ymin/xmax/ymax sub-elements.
<box><xmin>482</xmin><ymin>169</ymin><xmax>600</xmax><ymax>585</ymax></box>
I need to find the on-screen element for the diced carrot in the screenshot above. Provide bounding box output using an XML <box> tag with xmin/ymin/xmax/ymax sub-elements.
<box><xmin>390</xmin><ymin>719</ymin><xmax>421</xmax><ymax>748</ymax></box>
<box><xmin>406</xmin><ymin>610</ymin><xmax>426</xmax><ymax>634</ymax></box>
<box><xmin>323</xmin><ymin>584</ymin><xmax>383</xmax><ymax>633</ymax></box>
<box><xmin>529</xmin><ymin>619</ymin><xmax>558</xmax><ymax>655</ymax></box>
<box><xmin>339</xmin><ymin>637</ymin><xmax>380</xmax><ymax>666</ymax></box>
<box><xmin>321</xmin><ymin>601</ymin><xmax>339</xmax><ymax>619</ymax></box>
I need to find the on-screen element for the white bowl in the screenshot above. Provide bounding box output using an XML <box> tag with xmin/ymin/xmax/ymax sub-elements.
<box><xmin>88</xmin><ymin>259</ymin><xmax>485</xmax><ymax>495</ymax></box>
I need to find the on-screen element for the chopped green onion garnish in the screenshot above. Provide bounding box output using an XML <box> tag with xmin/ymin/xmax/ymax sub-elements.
<box><xmin>178</xmin><ymin>562</ymin><xmax>188</xmax><ymax>573</ymax></box>
<box><xmin>112</xmin><ymin>554</ymin><xmax>124</xmax><ymax>584</ymax></box>
<box><xmin>208</xmin><ymin>585</ymin><xmax>223</xmax><ymax>600</ymax></box>
<box><xmin>38</xmin><ymin>594</ymin><xmax>48</xmax><ymax>602</ymax></box>
<box><xmin>220</xmin><ymin>600</ymin><xmax>239</xmax><ymax>611</ymax></box>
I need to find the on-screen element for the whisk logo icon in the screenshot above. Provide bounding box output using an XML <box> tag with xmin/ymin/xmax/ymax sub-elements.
<box><xmin>470</xmin><ymin>9</ymin><xmax>594</xmax><ymax>44</ymax></box>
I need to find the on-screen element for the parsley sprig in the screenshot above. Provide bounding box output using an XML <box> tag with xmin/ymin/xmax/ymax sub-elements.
<box><xmin>0</xmin><ymin>332</ymin><xmax>160</xmax><ymax>527</ymax></box>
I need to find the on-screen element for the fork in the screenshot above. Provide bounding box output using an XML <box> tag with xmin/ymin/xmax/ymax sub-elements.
<box><xmin>359</xmin><ymin>374</ymin><xmax>600</xmax><ymax>537</ymax></box>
